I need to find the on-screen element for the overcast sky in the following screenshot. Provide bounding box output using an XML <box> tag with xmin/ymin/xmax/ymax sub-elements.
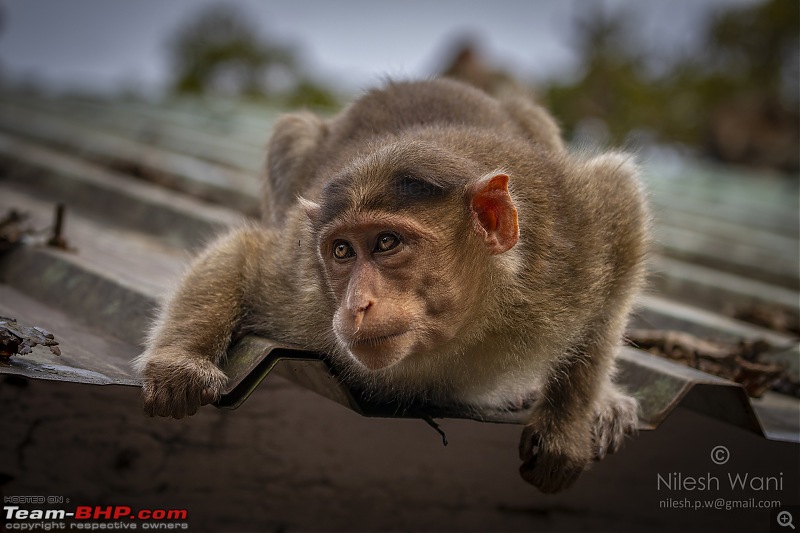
<box><xmin>0</xmin><ymin>0</ymin><xmax>762</xmax><ymax>96</ymax></box>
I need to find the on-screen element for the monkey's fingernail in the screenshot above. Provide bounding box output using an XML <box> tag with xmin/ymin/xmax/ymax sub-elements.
<box><xmin>200</xmin><ymin>388</ymin><xmax>216</xmax><ymax>405</ymax></box>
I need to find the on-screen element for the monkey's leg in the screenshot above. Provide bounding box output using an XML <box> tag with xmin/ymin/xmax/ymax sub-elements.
<box><xmin>501</xmin><ymin>96</ymin><xmax>565</xmax><ymax>153</ymax></box>
<box><xmin>134</xmin><ymin>226</ymin><xmax>269</xmax><ymax>418</ymax></box>
<box><xmin>517</xmin><ymin>350</ymin><xmax>599</xmax><ymax>493</ymax></box>
<box><xmin>518</xmin><ymin>324</ymin><xmax>638</xmax><ymax>493</ymax></box>
<box><xmin>262</xmin><ymin>112</ymin><xmax>327</xmax><ymax>225</ymax></box>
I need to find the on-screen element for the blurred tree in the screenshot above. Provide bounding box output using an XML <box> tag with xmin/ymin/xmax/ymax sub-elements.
<box><xmin>545</xmin><ymin>6</ymin><xmax>662</xmax><ymax>146</ymax></box>
<box><xmin>168</xmin><ymin>4</ymin><xmax>291</xmax><ymax>97</ymax></box>
<box><xmin>543</xmin><ymin>0</ymin><xmax>798</xmax><ymax>172</ymax></box>
<box><xmin>167</xmin><ymin>4</ymin><xmax>338</xmax><ymax>109</ymax></box>
<box><xmin>284</xmin><ymin>78</ymin><xmax>339</xmax><ymax>109</ymax></box>
<box><xmin>707</xmin><ymin>0</ymin><xmax>798</xmax><ymax>96</ymax></box>
<box><xmin>0</xmin><ymin>3</ymin><xmax>5</xmax><ymax>86</ymax></box>
<box><xmin>700</xmin><ymin>0</ymin><xmax>799</xmax><ymax>171</ymax></box>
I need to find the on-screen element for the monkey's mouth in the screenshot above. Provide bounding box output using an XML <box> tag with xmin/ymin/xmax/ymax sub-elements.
<box><xmin>351</xmin><ymin>331</ymin><xmax>409</xmax><ymax>348</ymax></box>
<box><xmin>348</xmin><ymin>331</ymin><xmax>412</xmax><ymax>371</ymax></box>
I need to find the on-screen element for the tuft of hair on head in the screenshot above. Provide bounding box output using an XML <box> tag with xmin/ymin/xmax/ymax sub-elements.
<box><xmin>297</xmin><ymin>196</ymin><xmax>322</xmax><ymax>222</ymax></box>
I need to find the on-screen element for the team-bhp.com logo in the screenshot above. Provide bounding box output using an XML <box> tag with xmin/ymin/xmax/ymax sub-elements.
<box><xmin>75</xmin><ymin>506</ymin><xmax>187</xmax><ymax>521</ymax></box>
<box><xmin>4</xmin><ymin>505</ymin><xmax>189</xmax><ymax>529</ymax></box>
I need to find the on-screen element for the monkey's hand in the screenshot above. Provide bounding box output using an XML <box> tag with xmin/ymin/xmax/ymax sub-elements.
<box><xmin>137</xmin><ymin>348</ymin><xmax>228</xmax><ymax>419</ymax></box>
<box><xmin>518</xmin><ymin>416</ymin><xmax>593</xmax><ymax>494</ymax></box>
<box><xmin>591</xmin><ymin>388</ymin><xmax>639</xmax><ymax>460</ymax></box>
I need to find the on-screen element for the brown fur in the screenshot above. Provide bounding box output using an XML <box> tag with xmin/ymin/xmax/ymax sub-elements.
<box><xmin>135</xmin><ymin>78</ymin><xmax>650</xmax><ymax>493</ymax></box>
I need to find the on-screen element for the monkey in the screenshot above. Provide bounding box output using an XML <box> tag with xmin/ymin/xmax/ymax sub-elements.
<box><xmin>135</xmin><ymin>78</ymin><xmax>649</xmax><ymax>494</ymax></box>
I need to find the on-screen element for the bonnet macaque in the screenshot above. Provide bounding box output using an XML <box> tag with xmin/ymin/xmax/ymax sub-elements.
<box><xmin>136</xmin><ymin>79</ymin><xmax>649</xmax><ymax>493</ymax></box>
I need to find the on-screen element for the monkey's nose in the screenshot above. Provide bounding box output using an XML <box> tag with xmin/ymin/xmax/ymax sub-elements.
<box><xmin>352</xmin><ymin>301</ymin><xmax>373</xmax><ymax>331</ymax></box>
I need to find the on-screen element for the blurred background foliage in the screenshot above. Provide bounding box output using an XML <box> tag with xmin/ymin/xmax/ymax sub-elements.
<box><xmin>166</xmin><ymin>0</ymin><xmax>797</xmax><ymax>173</ymax></box>
<box><xmin>542</xmin><ymin>0</ymin><xmax>799</xmax><ymax>172</ymax></box>
<box><xmin>167</xmin><ymin>4</ymin><xmax>338</xmax><ymax>110</ymax></box>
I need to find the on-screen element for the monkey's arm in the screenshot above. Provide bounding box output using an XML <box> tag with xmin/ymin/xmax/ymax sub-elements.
<box><xmin>134</xmin><ymin>225</ymin><xmax>273</xmax><ymax>418</ymax></box>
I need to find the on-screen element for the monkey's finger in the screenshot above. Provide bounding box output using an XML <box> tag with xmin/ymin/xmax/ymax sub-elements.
<box><xmin>155</xmin><ymin>386</ymin><xmax>182</xmax><ymax>418</ymax></box>
<box><xmin>185</xmin><ymin>386</ymin><xmax>202</xmax><ymax>417</ymax></box>
<box><xmin>593</xmin><ymin>425</ymin><xmax>608</xmax><ymax>460</ymax></box>
<box><xmin>141</xmin><ymin>382</ymin><xmax>158</xmax><ymax>417</ymax></box>
<box><xmin>519</xmin><ymin>463</ymin><xmax>554</xmax><ymax>491</ymax></box>
<box><xmin>556</xmin><ymin>468</ymin><xmax>584</xmax><ymax>493</ymax></box>
<box><xmin>152</xmin><ymin>393</ymin><xmax>171</xmax><ymax>418</ymax></box>
<box><xmin>595</xmin><ymin>445</ymin><xmax>606</xmax><ymax>461</ymax></box>
<box><xmin>518</xmin><ymin>426</ymin><xmax>540</xmax><ymax>462</ymax></box>
<box><xmin>145</xmin><ymin>381</ymin><xmax>174</xmax><ymax>418</ymax></box>
<box><xmin>520</xmin><ymin>459</ymin><xmax>582</xmax><ymax>494</ymax></box>
<box><xmin>200</xmin><ymin>387</ymin><xmax>217</xmax><ymax>405</ymax></box>
<box><xmin>171</xmin><ymin>386</ymin><xmax>189</xmax><ymax>419</ymax></box>
<box><xmin>542</xmin><ymin>470</ymin><xmax>582</xmax><ymax>494</ymax></box>
<box><xmin>518</xmin><ymin>460</ymin><xmax>548</xmax><ymax>489</ymax></box>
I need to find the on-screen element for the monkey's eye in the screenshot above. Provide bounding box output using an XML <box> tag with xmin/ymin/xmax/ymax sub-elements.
<box><xmin>332</xmin><ymin>240</ymin><xmax>355</xmax><ymax>260</ymax></box>
<box><xmin>374</xmin><ymin>232</ymin><xmax>401</xmax><ymax>253</ymax></box>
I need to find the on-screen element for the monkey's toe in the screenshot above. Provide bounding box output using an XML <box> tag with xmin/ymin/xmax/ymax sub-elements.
<box><xmin>518</xmin><ymin>424</ymin><xmax>591</xmax><ymax>493</ymax></box>
<box><xmin>519</xmin><ymin>452</ymin><xmax>586</xmax><ymax>494</ymax></box>
<box><xmin>592</xmin><ymin>391</ymin><xmax>638</xmax><ymax>460</ymax></box>
<box><xmin>518</xmin><ymin>425</ymin><xmax>541</xmax><ymax>462</ymax></box>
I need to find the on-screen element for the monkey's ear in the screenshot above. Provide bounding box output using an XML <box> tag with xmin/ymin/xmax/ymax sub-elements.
<box><xmin>297</xmin><ymin>196</ymin><xmax>322</xmax><ymax>222</ymax></box>
<box><xmin>469</xmin><ymin>173</ymin><xmax>519</xmax><ymax>254</ymax></box>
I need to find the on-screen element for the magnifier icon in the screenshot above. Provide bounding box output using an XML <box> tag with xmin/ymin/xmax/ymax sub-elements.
<box><xmin>778</xmin><ymin>511</ymin><xmax>795</xmax><ymax>529</ymax></box>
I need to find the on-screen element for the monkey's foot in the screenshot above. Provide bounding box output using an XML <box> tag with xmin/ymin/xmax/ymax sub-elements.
<box><xmin>591</xmin><ymin>389</ymin><xmax>639</xmax><ymax>460</ymax></box>
<box><xmin>518</xmin><ymin>421</ymin><xmax>592</xmax><ymax>494</ymax></box>
<box><xmin>138</xmin><ymin>350</ymin><xmax>228</xmax><ymax>419</ymax></box>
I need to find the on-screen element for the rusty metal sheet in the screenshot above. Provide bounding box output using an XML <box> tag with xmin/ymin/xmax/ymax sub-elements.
<box><xmin>0</xmin><ymin>132</ymin><xmax>240</xmax><ymax>249</ymax></box>
<box><xmin>0</xmin><ymin>285</ymin><xmax>140</xmax><ymax>386</ymax></box>
<box><xmin>214</xmin><ymin>336</ymin><xmax>775</xmax><ymax>436</ymax></box>
<box><xmin>0</xmin><ymin>103</ymin><xmax>261</xmax><ymax>215</ymax></box>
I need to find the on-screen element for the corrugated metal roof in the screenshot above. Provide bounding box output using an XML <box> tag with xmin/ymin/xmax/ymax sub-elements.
<box><xmin>0</xmin><ymin>92</ymin><xmax>797</xmax><ymax>443</ymax></box>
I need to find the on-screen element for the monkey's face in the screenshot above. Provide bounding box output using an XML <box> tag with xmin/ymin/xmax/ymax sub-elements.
<box><xmin>304</xmin><ymin>142</ymin><xmax>519</xmax><ymax>371</ymax></box>
<box><xmin>318</xmin><ymin>212</ymin><xmax>473</xmax><ymax>370</ymax></box>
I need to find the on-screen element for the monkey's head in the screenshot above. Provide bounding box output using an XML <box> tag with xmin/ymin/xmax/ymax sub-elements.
<box><xmin>301</xmin><ymin>141</ymin><xmax>519</xmax><ymax>371</ymax></box>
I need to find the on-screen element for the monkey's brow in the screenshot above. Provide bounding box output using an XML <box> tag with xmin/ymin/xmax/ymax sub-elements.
<box><xmin>316</xmin><ymin>171</ymin><xmax>456</xmax><ymax>227</ymax></box>
<box><xmin>389</xmin><ymin>173</ymin><xmax>451</xmax><ymax>202</ymax></box>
